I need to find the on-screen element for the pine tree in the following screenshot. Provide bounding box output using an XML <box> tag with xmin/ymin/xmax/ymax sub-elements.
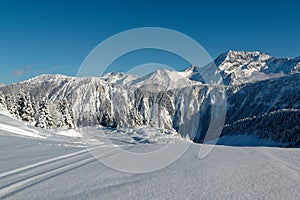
<box><xmin>16</xmin><ymin>93</ymin><xmax>35</xmax><ymax>123</ymax></box>
<box><xmin>129</xmin><ymin>109</ymin><xmax>142</xmax><ymax>126</ymax></box>
<box><xmin>99</xmin><ymin>112</ymin><xmax>116</xmax><ymax>128</ymax></box>
<box><xmin>58</xmin><ymin>98</ymin><xmax>74</xmax><ymax>128</ymax></box>
<box><xmin>36</xmin><ymin>98</ymin><xmax>55</xmax><ymax>128</ymax></box>
<box><xmin>0</xmin><ymin>91</ymin><xmax>4</xmax><ymax>106</ymax></box>
<box><xmin>4</xmin><ymin>95</ymin><xmax>17</xmax><ymax>117</ymax></box>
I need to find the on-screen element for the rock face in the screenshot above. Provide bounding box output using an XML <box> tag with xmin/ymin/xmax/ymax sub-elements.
<box><xmin>0</xmin><ymin>74</ymin><xmax>214</xmax><ymax>141</ymax></box>
<box><xmin>0</xmin><ymin>51</ymin><xmax>299</xmax><ymax>147</ymax></box>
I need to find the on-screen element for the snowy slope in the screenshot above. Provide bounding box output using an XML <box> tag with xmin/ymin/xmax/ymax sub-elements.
<box><xmin>0</xmin><ymin>104</ymin><xmax>84</xmax><ymax>144</ymax></box>
<box><xmin>0</xmin><ymin>112</ymin><xmax>299</xmax><ymax>200</ymax></box>
<box><xmin>0</xmin><ymin>132</ymin><xmax>299</xmax><ymax>200</ymax></box>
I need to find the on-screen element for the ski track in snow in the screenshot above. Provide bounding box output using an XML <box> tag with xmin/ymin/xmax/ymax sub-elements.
<box><xmin>0</xmin><ymin>144</ymin><xmax>131</xmax><ymax>199</ymax></box>
<box><xmin>0</xmin><ymin>134</ymin><xmax>299</xmax><ymax>199</ymax></box>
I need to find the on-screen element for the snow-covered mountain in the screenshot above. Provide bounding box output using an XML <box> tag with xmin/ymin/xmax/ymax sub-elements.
<box><xmin>0</xmin><ymin>74</ymin><xmax>212</xmax><ymax>141</ymax></box>
<box><xmin>213</xmin><ymin>50</ymin><xmax>300</xmax><ymax>85</ymax></box>
<box><xmin>100</xmin><ymin>72</ymin><xmax>139</xmax><ymax>85</ymax></box>
<box><xmin>0</xmin><ymin>50</ymin><xmax>299</xmax><ymax>147</ymax></box>
<box><xmin>134</xmin><ymin>50</ymin><xmax>300</xmax><ymax>86</ymax></box>
<box><xmin>129</xmin><ymin>67</ymin><xmax>207</xmax><ymax>91</ymax></box>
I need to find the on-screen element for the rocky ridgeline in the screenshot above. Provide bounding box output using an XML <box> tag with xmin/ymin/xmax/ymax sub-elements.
<box><xmin>0</xmin><ymin>51</ymin><xmax>299</xmax><ymax>146</ymax></box>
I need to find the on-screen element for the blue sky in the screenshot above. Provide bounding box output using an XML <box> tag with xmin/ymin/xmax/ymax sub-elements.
<box><xmin>0</xmin><ymin>0</ymin><xmax>300</xmax><ymax>84</ymax></box>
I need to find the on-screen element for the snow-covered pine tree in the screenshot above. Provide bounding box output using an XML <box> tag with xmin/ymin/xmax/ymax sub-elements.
<box><xmin>58</xmin><ymin>98</ymin><xmax>75</xmax><ymax>129</ymax></box>
<box><xmin>99</xmin><ymin>112</ymin><xmax>116</xmax><ymax>128</ymax></box>
<box><xmin>4</xmin><ymin>95</ymin><xmax>17</xmax><ymax>117</ymax></box>
<box><xmin>36</xmin><ymin>97</ymin><xmax>55</xmax><ymax>128</ymax></box>
<box><xmin>16</xmin><ymin>93</ymin><xmax>36</xmax><ymax>123</ymax></box>
<box><xmin>0</xmin><ymin>91</ymin><xmax>5</xmax><ymax>106</ymax></box>
<box><xmin>129</xmin><ymin>108</ymin><xmax>142</xmax><ymax>126</ymax></box>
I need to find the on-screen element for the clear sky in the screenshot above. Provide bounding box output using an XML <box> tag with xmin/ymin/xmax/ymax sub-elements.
<box><xmin>1</xmin><ymin>0</ymin><xmax>300</xmax><ymax>84</ymax></box>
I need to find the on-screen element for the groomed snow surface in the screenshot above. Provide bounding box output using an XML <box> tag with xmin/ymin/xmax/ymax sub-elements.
<box><xmin>0</xmin><ymin>112</ymin><xmax>299</xmax><ymax>200</ymax></box>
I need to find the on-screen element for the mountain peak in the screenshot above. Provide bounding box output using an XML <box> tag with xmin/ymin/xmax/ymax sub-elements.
<box><xmin>25</xmin><ymin>74</ymin><xmax>71</xmax><ymax>83</ymax></box>
<box><xmin>214</xmin><ymin>51</ymin><xmax>281</xmax><ymax>85</ymax></box>
<box><xmin>183</xmin><ymin>65</ymin><xmax>196</xmax><ymax>72</ymax></box>
<box><xmin>224</xmin><ymin>50</ymin><xmax>270</xmax><ymax>60</ymax></box>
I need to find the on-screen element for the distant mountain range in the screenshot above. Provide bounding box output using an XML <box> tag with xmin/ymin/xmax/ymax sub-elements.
<box><xmin>0</xmin><ymin>50</ymin><xmax>299</xmax><ymax>147</ymax></box>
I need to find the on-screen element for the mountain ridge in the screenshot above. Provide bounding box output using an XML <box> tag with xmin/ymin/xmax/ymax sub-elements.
<box><xmin>0</xmin><ymin>50</ymin><xmax>299</xmax><ymax>147</ymax></box>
